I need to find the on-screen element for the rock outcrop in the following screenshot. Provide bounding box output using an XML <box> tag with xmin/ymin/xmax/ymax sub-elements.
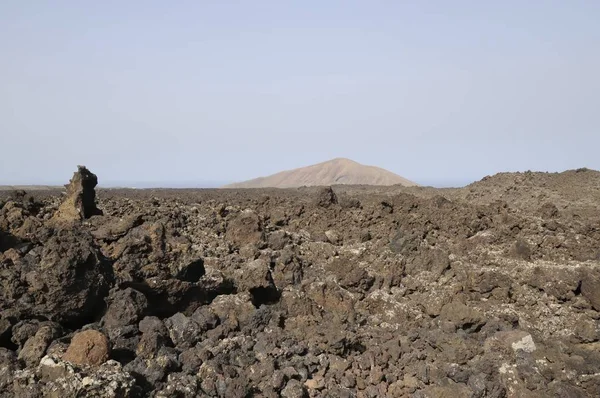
<box><xmin>52</xmin><ymin>165</ymin><xmax>102</xmax><ymax>223</ymax></box>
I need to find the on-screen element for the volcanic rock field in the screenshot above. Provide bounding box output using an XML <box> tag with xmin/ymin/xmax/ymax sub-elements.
<box><xmin>1</xmin><ymin>167</ymin><xmax>600</xmax><ymax>397</ymax></box>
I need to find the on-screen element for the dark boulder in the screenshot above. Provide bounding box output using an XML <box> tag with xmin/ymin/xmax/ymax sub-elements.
<box><xmin>3</xmin><ymin>228</ymin><xmax>113</xmax><ymax>327</ymax></box>
<box><xmin>315</xmin><ymin>187</ymin><xmax>338</xmax><ymax>208</ymax></box>
<box><xmin>102</xmin><ymin>288</ymin><xmax>149</xmax><ymax>329</ymax></box>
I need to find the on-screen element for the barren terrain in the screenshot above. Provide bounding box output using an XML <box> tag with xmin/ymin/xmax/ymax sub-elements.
<box><xmin>1</xmin><ymin>167</ymin><xmax>600</xmax><ymax>397</ymax></box>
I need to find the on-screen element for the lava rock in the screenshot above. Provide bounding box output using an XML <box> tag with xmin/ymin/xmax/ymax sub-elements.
<box><xmin>155</xmin><ymin>373</ymin><xmax>200</xmax><ymax>397</ymax></box>
<box><xmin>102</xmin><ymin>288</ymin><xmax>149</xmax><ymax>329</ymax></box>
<box><xmin>139</xmin><ymin>316</ymin><xmax>168</xmax><ymax>336</ymax></box>
<box><xmin>226</xmin><ymin>209</ymin><xmax>264</xmax><ymax>247</ymax></box>
<box><xmin>538</xmin><ymin>202</ymin><xmax>559</xmax><ymax>219</ymax></box>
<box><xmin>281</xmin><ymin>379</ymin><xmax>307</xmax><ymax>398</ymax></box>
<box><xmin>440</xmin><ymin>302</ymin><xmax>485</xmax><ymax>333</ymax></box>
<box><xmin>18</xmin><ymin>325</ymin><xmax>61</xmax><ymax>368</ymax></box>
<box><xmin>12</xmin><ymin>229</ymin><xmax>113</xmax><ymax>326</ymax></box>
<box><xmin>191</xmin><ymin>307</ymin><xmax>219</xmax><ymax>332</ymax></box>
<box><xmin>315</xmin><ymin>187</ymin><xmax>338</xmax><ymax>208</ymax></box>
<box><xmin>0</xmin><ymin>348</ymin><xmax>17</xmax><ymax>393</ymax></box>
<box><xmin>51</xmin><ymin>165</ymin><xmax>102</xmax><ymax>222</ymax></box>
<box><xmin>210</xmin><ymin>293</ymin><xmax>256</xmax><ymax>329</ymax></box>
<box><xmin>164</xmin><ymin>313</ymin><xmax>202</xmax><ymax>349</ymax></box>
<box><xmin>174</xmin><ymin>258</ymin><xmax>205</xmax><ymax>282</ymax></box>
<box><xmin>268</xmin><ymin>230</ymin><xmax>290</xmax><ymax>250</ymax></box>
<box><xmin>125</xmin><ymin>346</ymin><xmax>180</xmax><ymax>386</ymax></box>
<box><xmin>36</xmin><ymin>356</ymin><xmax>136</xmax><ymax>397</ymax></box>
<box><xmin>580</xmin><ymin>271</ymin><xmax>600</xmax><ymax>313</ymax></box>
<box><xmin>511</xmin><ymin>239</ymin><xmax>532</xmax><ymax>261</ymax></box>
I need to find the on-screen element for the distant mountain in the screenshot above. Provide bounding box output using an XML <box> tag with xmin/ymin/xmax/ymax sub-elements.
<box><xmin>0</xmin><ymin>185</ymin><xmax>61</xmax><ymax>191</ymax></box>
<box><xmin>223</xmin><ymin>158</ymin><xmax>418</xmax><ymax>188</ymax></box>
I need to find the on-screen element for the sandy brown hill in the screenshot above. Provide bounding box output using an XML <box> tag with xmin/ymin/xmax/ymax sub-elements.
<box><xmin>0</xmin><ymin>185</ymin><xmax>61</xmax><ymax>191</ymax></box>
<box><xmin>224</xmin><ymin>158</ymin><xmax>418</xmax><ymax>188</ymax></box>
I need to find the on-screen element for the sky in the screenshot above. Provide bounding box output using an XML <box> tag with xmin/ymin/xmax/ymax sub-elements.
<box><xmin>1</xmin><ymin>1</ymin><xmax>599</xmax><ymax>187</ymax></box>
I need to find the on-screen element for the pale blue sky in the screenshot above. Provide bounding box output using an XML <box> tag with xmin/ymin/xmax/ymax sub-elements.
<box><xmin>1</xmin><ymin>1</ymin><xmax>599</xmax><ymax>187</ymax></box>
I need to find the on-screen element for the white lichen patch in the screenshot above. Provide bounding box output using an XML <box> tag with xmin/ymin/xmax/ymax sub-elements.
<box><xmin>511</xmin><ymin>334</ymin><xmax>536</xmax><ymax>353</ymax></box>
<box><xmin>499</xmin><ymin>363</ymin><xmax>516</xmax><ymax>375</ymax></box>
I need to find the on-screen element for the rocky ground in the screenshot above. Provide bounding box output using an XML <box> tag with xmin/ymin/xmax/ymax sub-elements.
<box><xmin>1</xmin><ymin>167</ymin><xmax>600</xmax><ymax>397</ymax></box>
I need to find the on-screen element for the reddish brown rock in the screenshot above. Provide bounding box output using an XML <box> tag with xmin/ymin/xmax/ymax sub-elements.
<box><xmin>63</xmin><ymin>330</ymin><xmax>110</xmax><ymax>366</ymax></box>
